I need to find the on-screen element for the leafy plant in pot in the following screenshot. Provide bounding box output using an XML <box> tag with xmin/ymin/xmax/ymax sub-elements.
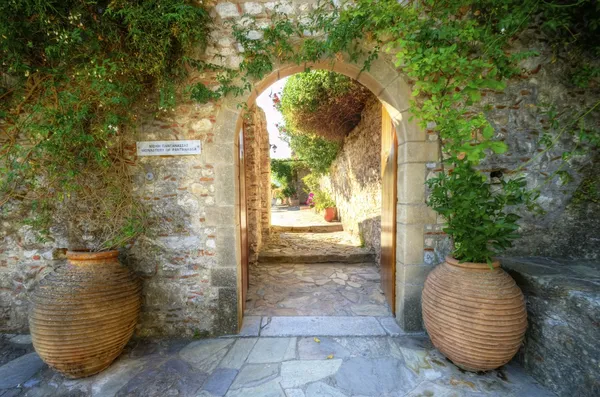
<box><xmin>422</xmin><ymin>160</ymin><xmax>538</xmax><ymax>372</ymax></box>
<box><xmin>0</xmin><ymin>0</ymin><xmax>210</xmax><ymax>377</ymax></box>
<box><xmin>314</xmin><ymin>189</ymin><xmax>337</xmax><ymax>222</ymax></box>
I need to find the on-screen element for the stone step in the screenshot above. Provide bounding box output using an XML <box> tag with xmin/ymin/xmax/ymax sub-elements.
<box><xmin>238</xmin><ymin>316</ymin><xmax>414</xmax><ymax>337</ymax></box>
<box><xmin>271</xmin><ymin>224</ymin><xmax>343</xmax><ymax>233</ymax></box>
<box><xmin>258</xmin><ymin>251</ymin><xmax>375</xmax><ymax>264</ymax></box>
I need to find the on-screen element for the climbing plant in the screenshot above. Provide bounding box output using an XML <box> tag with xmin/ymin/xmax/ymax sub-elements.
<box><xmin>278</xmin><ymin>70</ymin><xmax>371</xmax><ymax>141</ymax></box>
<box><xmin>193</xmin><ymin>0</ymin><xmax>599</xmax><ymax>263</ymax></box>
<box><xmin>277</xmin><ymin>127</ymin><xmax>340</xmax><ymax>175</ymax></box>
<box><xmin>270</xmin><ymin>159</ymin><xmax>304</xmax><ymax>199</ymax></box>
<box><xmin>0</xmin><ymin>0</ymin><xmax>211</xmax><ymax>249</ymax></box>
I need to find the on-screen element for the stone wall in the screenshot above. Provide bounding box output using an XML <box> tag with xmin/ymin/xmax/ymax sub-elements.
<box><xmin>321</xmin><ymin>97</ymin><xmax>383</xmax><ymax>260</ymax></box>
<box><xmin>1</xmin><ymin>1</ymin><xmax>599</xmax><ymax>340</ymax></box>
<box><xmin>244</xmin><ymin>106</ymin><xmax>271</xmax><ymax>263</ymax></box>
<box><xmin>502</xmin><ymin>257</ymin><xmax>600</xmax><ymax>397</ymax></box>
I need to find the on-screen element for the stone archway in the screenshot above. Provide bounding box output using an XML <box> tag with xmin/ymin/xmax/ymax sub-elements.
<box><xmin>215</xmin><ymin>56</ymin><xmax>439</xmax><ymax>332</ymax></box>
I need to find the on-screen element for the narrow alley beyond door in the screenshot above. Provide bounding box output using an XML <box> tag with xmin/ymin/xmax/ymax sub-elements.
<box><xmin>245</xmin><ymin>206</ymin><xmax>392</xmax><ymax>317</ymax></box>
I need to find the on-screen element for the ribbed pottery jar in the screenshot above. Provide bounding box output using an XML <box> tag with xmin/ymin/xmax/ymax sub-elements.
<box><xmin>422</xmin><ymin>256</ymin><xmax>527</xmax><ymax>372</ymax></box>
<box><xmin>29</xmin><ymin>250</ymin><xmax>141</xmax><ymax>378</ymax></box>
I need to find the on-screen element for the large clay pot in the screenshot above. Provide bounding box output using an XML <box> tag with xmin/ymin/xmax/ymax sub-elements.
<box><xmin>324</xmin><ymin>207</ymin><xmax>337</xmax><ymax>222</ymax></box>
<box><xmin>422</xmin><ymin>256</ymin><xmax>527</xmax><ymax>372</ymax></box>
<box><xmin>29</xmin><ymin>250</ymin><xmax>141</xmax><ymax>378</ymax></box>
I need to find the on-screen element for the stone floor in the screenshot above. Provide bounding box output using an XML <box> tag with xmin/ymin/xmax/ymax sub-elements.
<box><xmin>0</xmin><ymin>332</ymin><xmax>555</xmax><ymax>397</ymax></box>
<box><xmin>245</xmin><ymin>262</ymin><xmax>391</xmax><ymax>316</ymax></box>
<box><xmin>251</xmin><ymin>210</ymin><xmax>386</xmax><ymax>316</ymax></box>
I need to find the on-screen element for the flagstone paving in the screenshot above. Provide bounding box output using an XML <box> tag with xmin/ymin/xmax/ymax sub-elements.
<box><xmin>245</xmin><ymin>262</ymin><xmax>391</xmax><ymax>316</ymax></box>
<box><xmin>0</xmin><ymin>333</ymin><xmax>555</xmax><ymax>396</ymax></box>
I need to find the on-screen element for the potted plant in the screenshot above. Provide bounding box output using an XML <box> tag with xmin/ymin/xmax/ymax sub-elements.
<box><xmin>314</xmin><ymin>189</ymin><xmax>337</xmax><ymax>222</ymax></box>
<box><xmin>0</xmin><ymin>1</ymin><xmax>210</xmax><ymax>378</ymax></box>
<box><xmin>422</xmin><ymin>161</ymin><xmax>536</xmax><ymax>372</ymax></box>
<box><xmin>25</xmin><ymin>167</ymin><xmax>146</xmax><ymax>378</ymax></box>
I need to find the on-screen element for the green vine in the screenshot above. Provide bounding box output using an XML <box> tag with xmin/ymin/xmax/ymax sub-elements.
<box><xmin>196</xmin><ymin>0</ymin><xmax>599</xmax><ymax>263</ymax></box>
<box><xmin>0</xmin><ymin>0</ymin><xmax>211</xmax><ymax>250</ymax></box>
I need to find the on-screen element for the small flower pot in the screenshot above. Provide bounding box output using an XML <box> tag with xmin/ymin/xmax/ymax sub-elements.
<box><xmin>324</xmin><ymin>207</ymin><xmax>337</xmax><ymax>222</ymax></box>
<box><xmin>422</xmin><ymin>256</ymin><xmax>527</xmax><ymax>372</ymax></box>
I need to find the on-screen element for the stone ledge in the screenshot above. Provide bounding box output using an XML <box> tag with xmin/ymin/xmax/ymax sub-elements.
<box><xmin>501</xmin><ymin>256</ymin><xmax>600</xmax><ymax>397</ymax></box>
<box><xmin>259</xmin><ymin>316</ymin><xmax>388</xmax><ymax>337</ymax></box>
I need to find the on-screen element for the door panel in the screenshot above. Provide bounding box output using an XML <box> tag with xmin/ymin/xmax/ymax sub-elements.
<box><xmin>238</xmin><ymin>127</ymin><xmax>249</xmax><ymax>320</ymax></box>
<box><xmin>380</xmin><ymin>107</ymin><xmax>397</xmax><ymax>313</ymax></box>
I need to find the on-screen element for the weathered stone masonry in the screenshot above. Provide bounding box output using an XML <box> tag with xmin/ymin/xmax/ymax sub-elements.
<box><xmin>320</xmin><ymin>97</ymin><xmax>383</xmax><ymax>262</ymax></box>
<box><xmin>243</xmin><ymin>106</ymin><xmax>271</xmax><ymax>263</ymax></box>
<box><xmin>1</xmin><ymin>2</ymin><xmax>599</xmax><ymax>343</ymax></box>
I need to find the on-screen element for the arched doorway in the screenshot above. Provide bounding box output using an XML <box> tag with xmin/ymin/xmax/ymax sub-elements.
<box><xmin>223</xmin><ymin>57</ymin><xmax>438</xmax><ymax>332</ymax></box>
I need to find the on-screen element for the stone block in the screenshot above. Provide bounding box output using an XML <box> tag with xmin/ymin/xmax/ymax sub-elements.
<box><xmin>265</xmin><ymin>1</ymin><xmax>295</xmax><ymax>15</ymax></box>
<box><xmin>204</xmin><ymin>205</ymin><xmax>236</xmax><ymax>227</ymax></box>
<box><xmin>242</xmin><ymin>2</ymin><xmax>263</xmax><ymax>15</ymax></box>
<box><xmin>396</xmin><ymin>283</ymin><xmax>424</xmax><ymax>332</ymax></box>
<box><xmin>204</xmin><ymin>143</ymin><xmax>235</xmax><ymax>165</ymax></box>
<box><xmin>396</xmin><ymin>223</ymin><xmax>424</xmax><ymax>265</ymax></box>
<box><xmin>214</xmin><ymin>164</ymin><xmax>236</xmax><ymax>206</ymax></box>
<box><xmin>215</xmin><ymin>2</ymin><xmax>240</xmax><ymax>19</ymax></box>
<box><xmin>214</xmin><ymin>287</ymin><xmax>238</xmax><ymax>335</ymax></box>
<box><xmin>212</xmin><ymin>108</ymin><xmax>239</xmax><ymax>144</ymax></box>
<box><xmin>396</xmin><ymin>263</ymin><xmax>432</xmax><ymax>285</ymax></box>
<box><xmin>397</xmin><ymin>163</ymin><xmax>427</xmax><ymax>204</ymax></box>
<box><xmin>216</xmin><ymin>226</ymin><xmax>237</xmax><ymax>267</ymax></box>
<box><xmin>399</xmin><ymin>141</ymin><xmax>439</xmax><ymax>163</ymax></box>
<box><xmin>211</xmin><ymin>267</ymin><xmax>236</xmax><ymax>287</ymax></box>
<box><xmin>396</xmin><ymin>204</ymin><xmax>436</xmax><ymax>225</ymax></box>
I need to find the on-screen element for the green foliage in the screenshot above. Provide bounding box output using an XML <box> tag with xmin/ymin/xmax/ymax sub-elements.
<box><xmin>270</xmin><ymin>159</ymin><xmax>302</xmax><ymax>198</ymax></box>
<box><xmin>214</xmin><ymin>0</ymin><xmax>599</xmax><ymax>263</ymax></box>
<box><xmin>302</xmin><ymin>173</ymin><xmax>322</xmax><ymax>195</ymax></box>
<box><xmin>426</xmin><ymin>163</ymin><xmax>538</xmax><ymax>264</ymax></box>
<box><xmin>0</xmin><ymin>0</ymin><xmax>210</xmax><ymax>249</ymax></box>
<box><xmin>279</xmin><ymin>130</ymin><xmax>340</xmax><ymax>175</ymax></box>
<box><xmin>278</xmin><ymin>70</ymin><xmax>371</xmax><ymax>141</ymax></box>
<box><xmin>313</xmin><ymin>189</ymin><xmax>335</xmax><ymax>212</ymax></box>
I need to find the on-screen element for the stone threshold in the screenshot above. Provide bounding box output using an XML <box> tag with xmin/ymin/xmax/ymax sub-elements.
<box><xmin>235</xmin><ymin>316</ymin><xmax>425</xmax><ymax>338</ymax></box>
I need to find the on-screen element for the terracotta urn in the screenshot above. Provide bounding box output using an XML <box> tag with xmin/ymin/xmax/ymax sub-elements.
<box><xmin>29</xmin><ymin>250</ymin><xmax>141</xmax><ymax>378</ymax></box>
<box><xmin>422</xmin><ymin>256</ymin><xmax>527</xmax><ymax>372</ymax></box>
<box><xmin>324</xmin><ymin>207</ymin><xmax>337</xmax><ymax>222</ymax></box>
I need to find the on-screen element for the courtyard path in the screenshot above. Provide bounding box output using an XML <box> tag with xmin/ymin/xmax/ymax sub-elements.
<box><xmin>0</xmin><ymin>331</ymin><xmax>554</xmax><ymax>396</ymax></box>
<box><xmin>247</xmin><ymin>206</ymin><xmax>390</xmax><ymax>317</ymax></box>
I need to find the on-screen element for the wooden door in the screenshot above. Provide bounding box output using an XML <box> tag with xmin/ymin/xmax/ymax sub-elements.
<box><xmin>238</xmin><ymin>127</ymin><xmax>249</xmax><ymax>321</ymax></box>
<box><xmin>380</xmin><ymin>107</ymin><xmax>397</xmax><ymax>313</ymax></box>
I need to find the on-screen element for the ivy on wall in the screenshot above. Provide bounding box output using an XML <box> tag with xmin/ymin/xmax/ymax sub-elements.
<box><xmin>278</xmin><ymin>70</ymin><xmax>371</xmax><ymax>141</ymax></box>
<box><xmin>0</xmin><ymin>0</ymin><xmax>211</xmax><ymax>249</ymax></box>
<box><xmin>195</xmin><ymin>0</ymin><xmax>599</xmax><ymax>263</ymax></box>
